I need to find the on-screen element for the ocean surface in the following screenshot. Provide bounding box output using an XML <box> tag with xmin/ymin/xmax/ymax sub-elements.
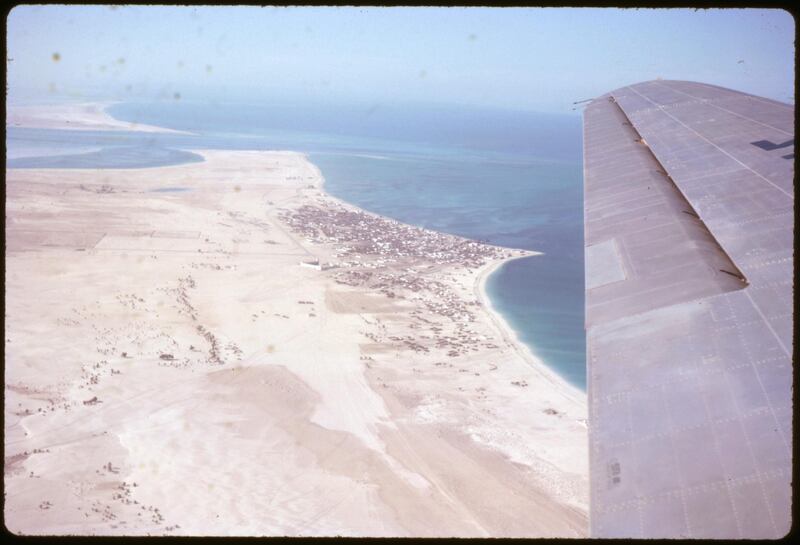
<box><xmin>6</xmin><ymin>99</ymin><xmax>586</xmax><ymax>389</ymax></box>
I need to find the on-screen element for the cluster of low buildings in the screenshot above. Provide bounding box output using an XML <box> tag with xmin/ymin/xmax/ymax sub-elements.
<box><xmin>279</xmin><ymin>199</ymin><xmax>512</xmax><ymax>360</ymax></box>
<box><xmin>279</xmin><ymin>203</ymin><xmax>506</xmax><ymax>268</ymax></box>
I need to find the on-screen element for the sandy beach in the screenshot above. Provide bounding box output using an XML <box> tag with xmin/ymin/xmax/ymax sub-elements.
<box><xmin>4</xmin><ymin>147</ymin><xmax>588</xmax><ymax>536</ymax></box>
<box><xmin>6</xmin><ymin>102</ymin><xmax>190</xmax><ymax>134</ymax></box>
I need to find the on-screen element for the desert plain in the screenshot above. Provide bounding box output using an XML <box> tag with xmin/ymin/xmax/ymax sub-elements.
<box><xmin>5</xmin><ymin>126</ymin><xmax>588</xmax><ymax>536</ymax></box>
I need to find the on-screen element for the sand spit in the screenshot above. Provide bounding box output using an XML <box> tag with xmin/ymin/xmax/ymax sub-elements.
<box><xmin>6</xmin><ymin>102</ymin><xmax>190</xmax><ymax>134</ymax></box>
<box><xmin>4</xmin><ymin>150</ymin><xmax>588</xmax><ymax>536</ymax></box>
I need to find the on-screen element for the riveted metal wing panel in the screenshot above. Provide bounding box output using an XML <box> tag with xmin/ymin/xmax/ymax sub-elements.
<box><xmin>585</xmin><ymin>80</ymin><xmax>793</xmax><ymax>539</ymax></box>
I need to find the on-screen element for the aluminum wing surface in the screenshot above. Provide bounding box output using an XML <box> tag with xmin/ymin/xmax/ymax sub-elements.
<box><xmin>583</xmin><ymin>80</ymin><xmax>793</xmax><ymax>539</ymax></box>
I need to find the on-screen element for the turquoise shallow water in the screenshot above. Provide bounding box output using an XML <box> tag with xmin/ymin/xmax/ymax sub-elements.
<box><xmin>5</xmin><ymin>100</ymin><xmax>586</xmax><ymax>389</ymax></box>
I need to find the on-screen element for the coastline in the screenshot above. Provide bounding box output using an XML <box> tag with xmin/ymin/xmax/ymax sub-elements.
<box><xmin>6</xmin><ymin>105</ymin><xmax>587</xmax><ymax>536</ymax></box>
<box><xmin>9</xmin><ymin>99</ymin><xmax>582</xmax><ymax>398</ymax></box>
<box><xmin>475</xmin><ymin>257</ymin><xmax>586</xmax><ymax>405</ymax></box>
<box><xmin>5</xmin><ymin>150</ymin><xmax>587</xmax><ymax>535</ymax></box>
<box><xmin>311</xmin><ymin>155</ymin><xmax>585</xmax><ymax>403</ymax></box>
<box><xmin>272</xmin><ymin>154</ymin><xmax>592</xmax><ymax>521</ymax></box>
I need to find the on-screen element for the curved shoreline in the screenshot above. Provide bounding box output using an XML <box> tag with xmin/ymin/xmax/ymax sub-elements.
<box><xmin>309</xmin><ymin>154</ymin><xmax>584</xmax><ymax>403</ymax></box>
<box><xmin>474</xmin><ymin>257</ymin><xmax>586</xmax><ymax>405</ymax></box>
<box><xmin>6</xmin><ymin>146</ymin><xmax>588</xmax><ymax>535</ymax></box>
<box><xmin>9</xmin><ymin>100</ymin><xmax>585</xmax><ymax>404</ymax></box>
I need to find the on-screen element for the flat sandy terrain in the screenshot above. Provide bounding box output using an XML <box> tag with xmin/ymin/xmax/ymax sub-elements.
<box><xmin>4</xmin><ymin>150</ymin><xmax>588</xmax><ymax>536</ymax></box>
<box><xmin>6</xmin><ymin>102</ymin><xmax>189</xmax><ymax>134</ymax></box>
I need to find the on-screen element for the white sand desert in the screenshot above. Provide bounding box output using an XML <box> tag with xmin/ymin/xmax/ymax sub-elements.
<box><xmin>5</xmin><ymin>142</ymin><xmax>588</xmax><ymax>536</ymax></box>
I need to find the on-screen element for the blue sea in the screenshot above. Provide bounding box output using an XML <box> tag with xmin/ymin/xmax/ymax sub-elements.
<box><xmin>6</xmin><ymin>99</ymin><xmax>586</xmax><ymax>389</ymax></box>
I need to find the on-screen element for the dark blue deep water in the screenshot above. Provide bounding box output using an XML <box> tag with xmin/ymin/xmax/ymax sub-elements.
<box><xmin>5</xmin><ymin>99</ymin><xmax>586</xmax><ymax>389</ymax></box>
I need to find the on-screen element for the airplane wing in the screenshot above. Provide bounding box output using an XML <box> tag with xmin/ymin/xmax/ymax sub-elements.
<box><xmin>584</xmin><ymin>80</ymin><xmax>793</xmax><ymax>538</ymax></box>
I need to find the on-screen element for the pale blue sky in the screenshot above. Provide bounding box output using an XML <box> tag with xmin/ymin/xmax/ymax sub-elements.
<box><xmin>6</xmin><ymin>6</ymin><xmax>795</xmax><ymax>112</ymax></box>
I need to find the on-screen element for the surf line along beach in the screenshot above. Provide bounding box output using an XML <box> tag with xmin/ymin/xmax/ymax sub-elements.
<box><xmin>5</xmin><ymin>109</ymin><xmax>588</xmax><ymax>536</ymax></box>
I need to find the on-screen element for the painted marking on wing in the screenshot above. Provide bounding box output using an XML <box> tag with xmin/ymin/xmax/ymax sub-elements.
<box><xmin>623</xmin><ymin>86</ymin><xmax>794</xmax><ymax>201</ymax></box>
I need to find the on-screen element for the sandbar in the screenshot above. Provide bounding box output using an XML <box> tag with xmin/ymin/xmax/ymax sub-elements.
<box><xmin>6</xmin><ymin>102</ymin><xmax>191</xmax><ymax>134</ymax></box>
